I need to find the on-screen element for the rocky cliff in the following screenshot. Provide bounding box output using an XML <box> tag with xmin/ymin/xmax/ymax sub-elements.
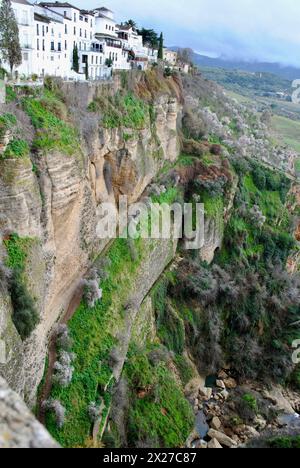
<box><xmin>0</xmin><ymin>69</ymin><xmax>299</xmax><ymax>449</ymax></box>
<box><xmin>0</xmin><ymin>70</ymin><xmax>182</xmax><ymax>405</ymax></box>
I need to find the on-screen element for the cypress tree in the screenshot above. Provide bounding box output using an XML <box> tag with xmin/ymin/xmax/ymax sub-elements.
<box><xmin>158</xmin><ymin>32</ymin><xmax>164</xmax><ymax>60</ymax></box>
<box><xmin>72</xmin><ymin>44</ymin><xmax>79</xmax><ymax>73</ymax></box>
<box><xmin>0</xmin><ymin>0</ymin><xmax>22</xmax><ymax>75</ymax></box>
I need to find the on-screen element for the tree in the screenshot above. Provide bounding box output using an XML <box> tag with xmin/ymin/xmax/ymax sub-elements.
<box><xmin>0</xmin><ymin>0</ymin><xmax>22</xmax><ymax>75</ymax></box>
<box><xmin>139</xmin><ymin>28</ymin><xmax>159</xmax><ymax>49</ymax></box>
<box><xmin>158</xmin><ymin>32</ymin><xmax>164</xmax><ymax>60</ymax></box>
<box><xmin>125</xmin><ymin>19</ymin><xmax>137</xmax><ymax>30</ymax></box>
<box><xmin>72</xmin><ymin>44</ymin><xmax>79</xmax><ymax>72</ymax></box>
<box><xmin>177</xmin><ymin>48</ymin><xmax>193</xmax><ymax>65</ymax></box>
<box><xmin>85</xmin><ymin>56</ymin><xmax>89</xmax><ymax>80</ymax></box>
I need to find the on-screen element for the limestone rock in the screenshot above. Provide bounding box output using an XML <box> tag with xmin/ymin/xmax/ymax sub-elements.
<box><xmin>211</xmin><ymin>416</ymin><xmax>222</xmax><ymax>431</ymax></box>
<box><xmin>208</xmin><ymin>438</ymin><xmax>223</xmax><ymax>449</ymax></box>
<box><xmin>224</xmin><ymin>377</ymin><xmax>237</xmax><ymax>389</ymax></box>
<box><xmin>208</xmin><ymin>429</ymin><xmax>238</xmax><ymax>448</ymax></box>
<box><xmin>216</xmin><ymin>380</ymin><xmax>226</xmax><ymax>389</ymax></box>
<box><xmin>0</xmin><ymin>377</ymin><xmax>59</xmax><ymax>448</ymax></box>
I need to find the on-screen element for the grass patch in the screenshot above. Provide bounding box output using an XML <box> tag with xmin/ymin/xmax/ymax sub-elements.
<box><xmin>272</xmin><ymin>115</ymin><xmax>300</xmax><ymax>153</ymax></box>
<box><xmin>89</xmin><ymin>93</ymin><xmax>149</xmax><ymax>130</ymax></box>
<box><xmin>46</xmin><ymin>238</ymin><xmax>144</xmax><ymax>447</ymax></box>
<box><xmin>125</xmin><ymin>344</ymin><xmax>194</xmax><ymax>448</ymax></box>
<box><xmin>22</xmin><ymin>91</ymin><xmax>79</xmax><ymax>155</ymax></box>
<box><xmin>1</xmin><ymin>139</ymin><xmax>30</xmax><ymax>160</ymax></box>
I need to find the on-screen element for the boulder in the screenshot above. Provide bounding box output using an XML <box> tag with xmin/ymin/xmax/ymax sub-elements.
<box><xmin>224</xmin><ymin>377</ymin><xmax>237</xmax><ymax>389</ymax></box>
<box><xmin>220</xmin><ymin>389</ymin><xmax>229</xmax><ymax>400</ymax></box>
<box><xmin>199</xmin><ymin>387</ymin><xmax>213</xmax><ymax>401</ymax></box>
<box><xmin>262</xmin><ymin>386</ymin><xmax>294</xmax><ymax>414</ymax></box>
<box><xmin>196</xmin><ymin>440</ymin><xmax>208</xmax><ymax>449</ymax></box>
<box><xmin>218</xmin><ymin>370</ymin><xmax>228</xmax><ymax>380</ymax></box>
<box><xmin>208</xmin><ymin>429</ymin><xmax>238</xmax><ymax>448</ymax></box>
<box><xmin>184</xmin><ymin>377</ymin><xmax>206</xmax><ymax>400</ymax></box>
<box><xmin>211</xmin><ymin>416</ymin><xmax>222</xmax><ymax>431</ymax></box>
<box><xmin>208</xmin><ymin>438</ymin><xmax>223</xmax><ymax>449</ymax></box>
<box><xmin>216</xmin><ymin>380</ymin><xmax>226</xmax><ymax>389</ymax></box>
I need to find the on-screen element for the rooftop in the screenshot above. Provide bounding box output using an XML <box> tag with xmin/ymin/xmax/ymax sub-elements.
<box><xmin>39</xmin><ymin>2</ymin><xmax>82</xmax><ymax>12</ymax></box>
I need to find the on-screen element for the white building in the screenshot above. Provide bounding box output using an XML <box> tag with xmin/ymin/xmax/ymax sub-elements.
<box><xmin>117</xmin><ymin>23</ymin><xmax>158</xmax><ymax>70</ymax></box>
<box><xmin>9</xmin><ymin>0</ymin><xmax>35</xmax><ymax>77</ymax></box>
<box><xmin>164</xmin><ymin>48</ymin><xmax>177</xmax><ymax>67</ymax></box>
<box><xmin>0</xmin><ymin>1</ymin><xmax>159</xmax><ymax>79</ymax></box>
<box><xmin>93</xmin><ymin>7</ymin><xmax>128</xmax><ymax>71</ymax></box>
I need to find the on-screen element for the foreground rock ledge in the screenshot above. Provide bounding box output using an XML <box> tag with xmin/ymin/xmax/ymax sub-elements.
<box><xmin>0</xmin><ymin>377</ymin><xmax>59</xmax><ymax>448</ymax></box>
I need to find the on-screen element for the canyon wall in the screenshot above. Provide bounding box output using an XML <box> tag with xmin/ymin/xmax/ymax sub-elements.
<box><xmin>0</xmin><ymin>72</ymin><xmax>182</xmax><ymax>405</ymax></box>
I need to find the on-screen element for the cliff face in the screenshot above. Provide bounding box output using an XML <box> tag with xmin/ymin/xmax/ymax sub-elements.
<box><xmin>0</xmin><ymin>72</ymin><xmax>182</xmax><ymax>405</ymax></box>
<box><xmin>0</xmin><ymin>376</ymin><xmax>59</xmax><ymax>448</ymax></box>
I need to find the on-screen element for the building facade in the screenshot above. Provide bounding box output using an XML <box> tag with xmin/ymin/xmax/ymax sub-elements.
<box><xmin>0</xmin><ymin>1</ymin><xmax>160</xmax><ymax>80</ymax></box>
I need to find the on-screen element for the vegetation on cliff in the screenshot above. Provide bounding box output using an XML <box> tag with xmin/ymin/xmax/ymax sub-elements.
<box><xmin>3</xmin><ymin>234</ymin><xmax>39</xmax><ymax>340</ymax></box>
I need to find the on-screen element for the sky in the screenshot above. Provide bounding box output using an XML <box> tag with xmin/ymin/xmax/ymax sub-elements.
<box><xmin>72</xmin><ymin>0</ymin><xmax>300</xmax><ymax>67</ymax></box>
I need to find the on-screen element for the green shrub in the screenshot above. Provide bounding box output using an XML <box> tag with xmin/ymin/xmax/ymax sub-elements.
<box><xmin>22</xmin><ymin>93</ymin><xmax>79</xmax><ymax>155</ymax></box>
<box><xmin>4</xmin><ymin>234</ymin><xmax>39</xmax><ymax>340</ymax></box>
<box><xmin>2</xmin><ymin>139</ymin><xmax>29</xmax><ymax>159</ymax></box>
<box><xmin>269</xmin><ymin>436</ymin><xmax>300</xmax><ymax>449</ymax></box>
<box><xmin>125</xmin><ymin>345</ymin><xmax>194</xmax><ymax>448</ymax></box>
<box><xmin>89</xmin><ymin>93</ymin><xmax>149</xmax><ymax>130</ymax></box>
<box><xmin>5</xmin><ymin>85</ymin><xmax>17</xmax><ymax>103</ymax></box>
<box><xmin>0</xmin><ymin>113</ymin><xmax>17</xmax><ymax>140</ymax></box>
<box><xmin>9</xmin><ymin>268</ymin><xmax>39</xmax><ymax>340</ymax></box>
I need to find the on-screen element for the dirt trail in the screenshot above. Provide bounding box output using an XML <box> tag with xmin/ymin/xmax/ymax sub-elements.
<box><xmin>37</xmin><ymin>285</ymin><xmax>84</xmax><ymax>425</ymax></box>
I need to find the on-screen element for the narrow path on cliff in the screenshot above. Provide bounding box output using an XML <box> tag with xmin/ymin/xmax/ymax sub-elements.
<box><xmin>37</xmin><ymin>240</ymin><xmax>115</xmax><ymax>426</ymax></box>
<box><xmin>37</xmin><ymin>285</ymin><xmax>84</xmax><ymax>425</ymax></box>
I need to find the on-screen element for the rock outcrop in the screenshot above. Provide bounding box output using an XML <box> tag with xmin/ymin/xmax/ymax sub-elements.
<box><xmin>0</xmin><ymin>73</ymin><xmax>182</xmax><ymax>405</ymax></box>
<box><xmin>0</xmin><ymin>377</ymin><xmax>59</xmax><ymax>448</ymax></box>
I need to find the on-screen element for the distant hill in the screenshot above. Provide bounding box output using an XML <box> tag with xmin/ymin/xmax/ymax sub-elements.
<box><xmin>191</xmin><ymin>53</ymin><xmax>300</xmax><ymax>82</ymax></box>
<box><xmin>198</xmin><ymin>67</ymin><xmax>292</xmax><ymax>98</ymax></box>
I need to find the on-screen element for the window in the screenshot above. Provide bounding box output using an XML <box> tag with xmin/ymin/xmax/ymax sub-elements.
<box><xmin>80</xmin><ymin>29</ymin><xmax>82</xmax><ymax>37</ymax></box>
<box><xmin>65</xmin><ymin>41</ymin><xmax>67</xmax><ymax>50</ymax></box>
<box><xmin>74</xmin><ymin>27</ymin><xmax>76</xmax><ymax>35</ymax></box>
<box><xmin>65</xmin><ymin>24</ymin><xmax>68</xmax><ymax>34</ymax></box>
<box><xmin>74</xmin><ymin>13</ymin><xmax>77</xmax><ymax>22</ymax></box>
<box><xmin>42</xmin><ymin>25</ymin><xmax>45</xmax><ymax>37</ymax></box>
<box><xmin>58</xmin><ymin>43</ymin><xmax>62</xmax><ymax>52</ymax></box>
<box><xmin>37</xmin><ymin>39</ymin><xmax>40</xmax><ymax>50</ymax></box>
<box><xmin>23</xmin><ymin>52</ymin><xmax>29</xmax><ymax>61</ymax></box>
<box><xmin>37</xmin><ymin>24</ymin><xmax>40</xmax><ymax>36</ymax></box>
<box><xmin>64</xmin><ymin>11</ymin><xmax>67</xmax><ymax>18</ymax></box>
<box><xmin>21</xmin><ymin>10</ymin><xmax>28</xmax><ymax>26</ymax></box>
<box><xmin>42</xmin><ymin>40</ymin><xmax>45</xmax><ymax>51</ymax></box>
<box><xmin>51</xmin><ymin>42</ymin><xmax>55</xmax><ymax>51</ymax></box>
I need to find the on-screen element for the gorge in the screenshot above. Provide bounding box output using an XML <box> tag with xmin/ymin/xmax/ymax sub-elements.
<box><xmin>0</xmin><ymin>68</ymin><xmax>300</xmax><ymax>449</ymax></box>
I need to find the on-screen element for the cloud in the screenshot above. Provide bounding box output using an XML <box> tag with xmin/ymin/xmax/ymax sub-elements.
<box><xmin>72</xmin><ymin>0</ymin><xmax>300</xmax><ymax>66</ymax></box>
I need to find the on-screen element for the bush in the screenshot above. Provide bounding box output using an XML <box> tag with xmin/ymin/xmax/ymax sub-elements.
<box><xmin>53</xmin><ymin>350</ymin><xmax>75</xmax><ymax>388</ymax></box>
<box><xmin>8</xmin><ymin>268</ymin><xmax>39</xmax><ymax>340</ymax></box>
<box><xmin>269</xmin><ymin>436</ymin><xmax>300</xmax><ymax>449</ymax></box>
<box><xmin>125</xmin><ymin>345</ymin><xmax>194</xmax><ymax>448</ymax></box>
<box><xmin>88</xmin><ymin>401</ymin><xmax>102</xmax><ymax>423</ymax></box>
<box><xmin>2</xmin><ymin>139</ymin><xmax>29</xmax><ymax>159</ymax></box>
<box><xmin>42</xmin><ymin>399</ymin><xmax>66</xmax><ymax>429</ymax></box>
<box><xmin>235</xmin><ymin>393</ymin><xmax>258</xmax><ymax>423</ymax></box>
<box><xmin>22</xmin><ymin>92</ymin><xmax>79</xmax><ymax>155</ymax></box>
